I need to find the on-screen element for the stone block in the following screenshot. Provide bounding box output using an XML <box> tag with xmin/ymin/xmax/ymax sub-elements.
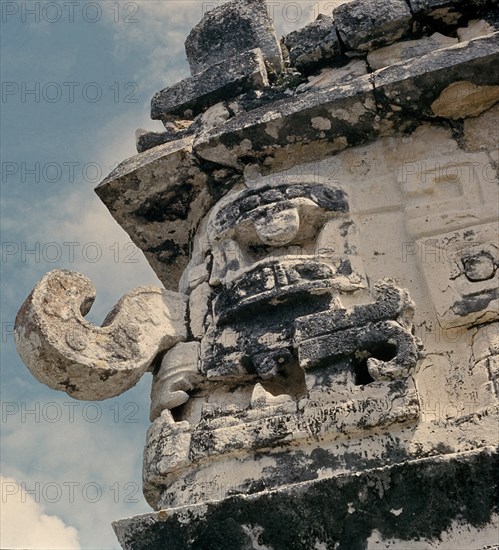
<box><xmin>374</xmin><ymin>32</ymin><xmax>499</xmax><ymax>120</ymax></box>
<box><xmin>283</xmin><ymin>14</ymin><xmax>341</xmax><ymax>72</ymax></box>
<box><xmin>151</xmin><ymin>49</ymin><xmax>269</xmax><ymax>121</ymax></box>
<box><xmin>135</xmin><ymin>128</ymin><xmax>193</xmax><ymax>153</ymax></box>
<box><xmin>185</xmin><ymin>0</ymin><xmax>283</xmax><ymax>76</ymax></box>
<box><xmin>95</xmin><ymin>137</ymin><xmax>212</xmax><ymax>290</ymax></box>
<box><xmin>408</xmin><ymin>0</ymin><xmax>491</xmax><ymax>25</ymax></box>
<box><xmin>333</xmin><ymin>0</ymin><xmax>413</xmax><ymax>52</ymax></box>
<box><xmin>194</xmin><ymin>74</ymin><xmax>378</xmax><ymax>171</ymax></box>
<box><xmin>116</xmin><ymin>447</ymin><xmax>499</xmax><ymax>550</ymax></box>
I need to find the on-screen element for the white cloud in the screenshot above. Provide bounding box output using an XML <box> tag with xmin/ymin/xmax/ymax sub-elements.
<box><xmin>1</xmin><ymin>376</ymin><xmax>151</xmax><ymax>549</ymax></box>
<box><xmin>0</xmin><ymin>476</ymin><xmax>81</xmax><ymax>550</ymax></box>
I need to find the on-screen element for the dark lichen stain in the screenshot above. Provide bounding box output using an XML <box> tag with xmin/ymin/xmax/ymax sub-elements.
<box><xmin>147</xmin><ymin>240</ymin><xmax>189</xmax><ymax>265</ymax></box>
<box><xmin>122</xmin><ymin>447</ymin><xmax>498</xmax><ymax>550</ymax></box>
<box><xmin>135</xmin><ymin>183</ymin><xmax>195</xmax><ymax>223</ymax></box>
<box><xmin>452</xmin><ymin>289</ymin><xmax>497</xmax><ymax>316</ymax></box>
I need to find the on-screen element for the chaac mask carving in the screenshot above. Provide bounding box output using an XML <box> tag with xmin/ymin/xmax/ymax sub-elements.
<box><xmin>141</xmin><ymin>178</ymin><xmax>423</xmax><ymax>509</ymax></box>
<box><xmin>14</xmin><ymin>174</ymin><xmax>423</xmax><ymax>510</ymax></box>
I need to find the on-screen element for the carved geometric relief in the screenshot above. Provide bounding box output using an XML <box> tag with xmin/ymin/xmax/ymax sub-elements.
<box><xmin>399</xmin><ymin>152</ymin><xmax>498</xmax><ymax>238</ymax></box>
<box><xmin>416</xmin><ymin>222</ymin><xmax>498</xmax><ymax>328</ymax></box>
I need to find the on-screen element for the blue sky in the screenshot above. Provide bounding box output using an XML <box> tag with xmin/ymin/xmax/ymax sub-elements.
<box><xmin>0</xmin><ymin>1</ymin><xmax>338</xmax><ymax>547</ymax></box>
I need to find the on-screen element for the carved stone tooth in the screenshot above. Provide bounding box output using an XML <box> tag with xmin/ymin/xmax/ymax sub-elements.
<box><xmin>150</xmin><ymin>342</ymin><xmax>201</xmax><ymax>421</ymax></box>
<box><xmin>274</xmin><ymin>264</ymin><xmax>288</xmax><ymax>287</ymax></box>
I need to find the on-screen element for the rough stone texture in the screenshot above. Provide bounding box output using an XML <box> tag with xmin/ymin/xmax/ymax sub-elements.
<box><xmin>14</xmin><ymin>269</ymin><xmax>187</xmax><ymax>400</ymax></box>
<box><xmin>185</xmin><ymin>0</ymin><xmax>283</xmax><ymax>75</ymax></box>
<box><xmin>296</xmin><ymin>280</ymin><xmax>421</xmax><ymax>379</ymax></box>
<box><xmin>95</xmin><ymin>137</ymin><xmax>238</xmax><ymax>291</ymax></box>
<box><xmin>333</xmin><ymin>0</ymin><xmax>413</xmax><ymax>52</ymax></box>
<box><xmin>367</xmin><ymin>32</ymin><xmax>458</xmax><ymax>70</ymax></box>
<box><xmin>373</xmin><ymin>32</ymin><xmax>499</xmax><ymax>121</ymax></box>
<box><xmin>408</xmin><ymin>0</ymin><xmax>493</xmax><ymax>30</ymax></box>
<box><xmin>151</xmin><ymin>49</ymin><xmax>269</xmax><ymax>120</ymax></box>
<box><xmin>457</xmin><ymin>18</ymin><xmax>496</xmax><ymax>41</ymax></box>
<box><xmin>462</xmin><ymin>101</ymin><xmax>499</xmax><ymax>152</ymax></box>
<box><xmin>194</xmin><ymin>74</ymin><xmax>378</xmax><ymax>171</ymax></box>
<box><xmin>283</xmin><ymin>14</ymin><xmax>341</xmax><ymax>72</ymax></box>
<box><xmin>296</xmin><ymin>60</ymin><xmax>368</xmax><ymax>93</ymax></box>
<box><xmin>194</xmin><ymin>33</ymin><xmax>499</xmax><ymax>173</ymax></box>
<box><xmin>13</xmin><ymin>1</ymin><xmax>499</xmax><ymax>548</ymax></box>
<box><xmin>135</xmin><ymin>131</ymin><xmax>173</xmax><ymax>153</ymax></box>
<box><xmin>431</xmin><ymin>80</ymin><xmax>499</xmax><ymax>119</ymax></box>
<box><xmin>117</xmin><ymin>447</ymin><xmax>499</xmax><ymax>550</ymax></box>
<box><xmin>415</xmin><ymin>223</ymin><xmax>498</xmax><ymax>328</ymax></box>
<box><xmin>135</xmin><ymin>122</ymin><xmax>195</xmax><ymax>153</ymax></box>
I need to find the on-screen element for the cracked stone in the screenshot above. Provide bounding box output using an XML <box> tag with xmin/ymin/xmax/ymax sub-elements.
<box><xmin>367</xmin><ymin>33</ymin><xmax>457</xmax><ymax>70</ymax></box>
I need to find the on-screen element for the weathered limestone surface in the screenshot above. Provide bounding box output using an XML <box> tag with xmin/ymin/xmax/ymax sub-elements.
<box><xmin>296</xmin><ymin>59</ymin><xmax>368</xmax><ymax>92</ymax></box>
<box><xmin>333</xmin><ymin>0</ymin><xmax>413</xmax><ymax>52</ymax></box>
<box><xmin>194</xmin><ymin>33</ymin><xmax>499</xmax><ymax>172</ymax></box>
<box><xmin>117</xmin><ymin>447</ymin><xmax>499</xmax><ymax>550</ymax></box>
<box><xmin>283</xmin><ymin>14</ymin><xmax>341</xmax><ymax>72</ymax></box>
<box><xmin>135</xmin><ymin>122</ymin><xmax>195</xmax><ymax>153</ymax></box>
<box><xmin>151</xmin><ymin>49</ymin><xmax>269</xmax><ymax>120</ymax></box>
<box><xmin>14</xmin><ymin>269</ymin><xmax>187</xmax><ymax>400</ymax></box>
<box><xmin>13</xmin><ymin>1</ymin><xmax>499</xmax><ymax>549</ymax></box>
<box><xmin>95</xmin><ymin>137</ymin><xmax>238</xmax><ymax>290</ymax></box>
<box><xmin>185</xmin><ymin>0</ymin><xmax>283</xmax><ymax>75</ymax></box>
<box><xmin>367</xmin><ymin>32</ymin><xmax>458</xmax><ymax>70</ymax></box>
<box><xmin>374</xmin><ymin>33</ymin><xmax>499</xmax><ymax>120</ymax></box>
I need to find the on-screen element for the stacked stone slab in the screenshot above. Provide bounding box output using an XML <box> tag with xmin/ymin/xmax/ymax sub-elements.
<box><xmin>13</xmin><ymin>0</ymin><xmax>499</xmax><ymax>549</ymax></box>
<box><xmin>141</xmin><ymin>0</ymin><xmax>498</xmax><ymax>156</ymax></box>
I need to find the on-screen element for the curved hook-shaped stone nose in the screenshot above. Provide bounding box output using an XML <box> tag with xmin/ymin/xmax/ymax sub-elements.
<box><xmin>14</xmin><ymin>269</ymin><xmax>188</xmax><ymax>401</ymax></box>
<box><xmin>253</xmin><ymin>206</ymin><xmax>300</xmax><ymax>246</ymax></box>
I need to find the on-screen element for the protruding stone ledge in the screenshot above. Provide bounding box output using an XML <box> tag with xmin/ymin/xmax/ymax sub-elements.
<box><xmin>114</xmin><ymin>446</ymin><xmax>499</xmax><ymax>550</ymax></box>
<box><xmin>194</xmin><ymin>74</ymin><xmax>378</xmax><ymax>171</ymax></box>
<box><xmin>95</xmin><ymin>137</ymin><xmax>213</xmax><ymax>290</ymax></box>
<box><xmin>194</xmin><ymin>33</ymin><xmax>499</xmax><ymax>172</ymax></box>
<box><xmin>374</xmin><ymin>32</ymin><xmax>499</xmax><ymax>119</ymax></box>
<box><xmin>151</xmin><ymin>49</ymin><xmax>269</xmax><ymax>121</ymax></box>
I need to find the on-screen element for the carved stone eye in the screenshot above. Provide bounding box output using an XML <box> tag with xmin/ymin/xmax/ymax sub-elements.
<box><xmin>462</xmin><ymin>252</ymin><xmax>496</xmax><ymax>282</ymax></box>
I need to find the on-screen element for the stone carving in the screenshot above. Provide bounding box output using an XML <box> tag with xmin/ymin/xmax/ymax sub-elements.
<box><xmin>13</xmin><ymin>0</ymin><xmax>499</xmax><ymax>547</ymax></box>
<box><xmin>138</xmin><ymin>180</ymin><xmax>423</xmax><ymax>510</ymax></box>
<box><xmin>415</xmin><ymin>223</ymin><xmax>498</xmax><ymax>328</ymax></box>
<box><xmin>295</xmin><ymin>280</ymin><xmax>421</xmax><ymax>380</ymax></box>
<box><xmin>14</xmin><ymin>269</ymin><xmax>187</xmax><ymax>400</ymax></box>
